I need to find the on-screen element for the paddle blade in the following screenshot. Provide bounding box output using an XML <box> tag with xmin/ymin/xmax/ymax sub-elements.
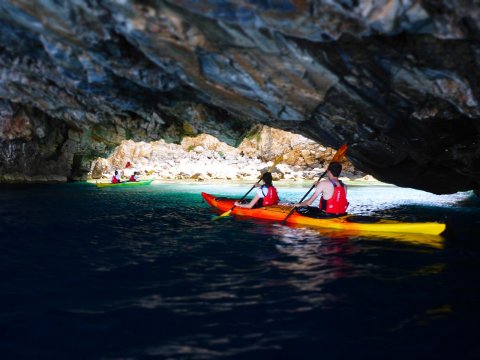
<box><xmin>258</xmin><ymin>153</ymin><xmax>284</xmax><ymax>179</ymax></box>
<box><xmin>331</xmin><ymin>144</ymin><xmax>348</xmax><ymax>162</ymax></box>
<box><xmin>268</xmin><ymin>153</ymin><xmax>284</xmax><ymax>172</ymax></box>
<box><xmin>212</xmin><ymin>210</ymin><xmax>232</xmax><ymax>221</ymax></box>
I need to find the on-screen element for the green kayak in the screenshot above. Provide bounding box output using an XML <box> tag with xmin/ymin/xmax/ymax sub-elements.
<box><xmin>95</xmin><ymin>179</ymin><xmax>154</xmax><ymax>188</ymax></box>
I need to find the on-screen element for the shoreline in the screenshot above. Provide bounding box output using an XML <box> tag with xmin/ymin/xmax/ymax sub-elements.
<box><xmin>0</xmin><ymin>176</ymin><xmax>392</xmax><ymax>187</ymax></box>
<box><xmin>85</xmin><ymin>177</ymin><xmax>394</xmax><ymax>187</ymax></box>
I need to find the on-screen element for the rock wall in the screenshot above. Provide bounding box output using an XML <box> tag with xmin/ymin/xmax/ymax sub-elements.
<box><xmin>0</xmin><ymin>1</ymin><xmax>479</xmax><ymax>193</ymax></box>
<box><xmin>0</xmin><ymin>101</ymin><xmax>71</xmax><ymax>182</ymax></box>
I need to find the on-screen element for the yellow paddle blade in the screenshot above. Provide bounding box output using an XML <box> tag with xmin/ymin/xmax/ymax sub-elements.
<box><xmin>269</xmin><ymin>153</ymin><xmax>283</xmax><ymax>171</ymax></box>
<box><xmin>331</xmin><ymin>144</ymin><xmax>348</xmax><ymax>162</ymax></box>
<box><xmin>257</xmin><ymin>153</ymin><xmax>284</xmax><ymax>179</ymax></box>
<box><xmin>212</xmin><ymin>209</ymin><xmax>232</xmax><ymax>221</ymax></box>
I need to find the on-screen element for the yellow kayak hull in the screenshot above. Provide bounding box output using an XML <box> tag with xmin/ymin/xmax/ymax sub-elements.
<box><xmin>202</xmin><ymin>192</ymin><xmax>446</xmax><ymax>236</ymax></box>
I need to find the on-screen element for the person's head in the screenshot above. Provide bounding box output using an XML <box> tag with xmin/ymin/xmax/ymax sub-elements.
<box><xmin>261</xmin><ymin>172</ymin><xmax>273</xmax><ymax>187</ymax></box>
<box><xmin>327</xmin><ymin>162</ymin><xmax>342</xmax><ymax>177</ymax></box>
<box><xmin>114</xmin><ymin>170</ymin><xmax>118</xmax><ymax>175</ymax></box>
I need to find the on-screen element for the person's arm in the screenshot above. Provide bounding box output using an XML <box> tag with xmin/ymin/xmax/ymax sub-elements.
<box><xmin>235</xmin><ymin>193</ymin><xmax>260</xmax><ymax>209</ymax></box>
<box><xmin>295</xmin><ymin>181</ymin><xmax>324</xmax><ymax>207</ymax></box>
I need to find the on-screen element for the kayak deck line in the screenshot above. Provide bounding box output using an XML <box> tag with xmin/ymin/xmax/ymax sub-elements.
<box><xmin>95</xmin><ymin>179</ymin><xmax>154</xmax><ymax>188</ymax></box>
<box><xmin>202</xmin><ymin>192</ymin><xmax>446</xmax><ymax>236</ymax></box>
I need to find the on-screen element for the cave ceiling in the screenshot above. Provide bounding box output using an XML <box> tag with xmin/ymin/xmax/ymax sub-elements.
<box><xmin>0</xmin><ymin>0</ymin><xmax>479</xmax><ymax>193</ymax></box>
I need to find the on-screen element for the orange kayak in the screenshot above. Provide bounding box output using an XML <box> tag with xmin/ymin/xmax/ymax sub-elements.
<box><xmin>202</xmin><ymin>192</ymin><xmax>446</xmax><ymax>235</ymax></box>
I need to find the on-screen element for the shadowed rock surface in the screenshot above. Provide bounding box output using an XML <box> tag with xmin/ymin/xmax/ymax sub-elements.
<box><xmin>0</xmin><ymin>0</ymin><xmax>479</xmax><ymax>193</ymax></box>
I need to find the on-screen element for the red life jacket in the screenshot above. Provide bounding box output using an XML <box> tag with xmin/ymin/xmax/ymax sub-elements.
<box><xmin>111</xmin><ymin>175</ymin><xmax>119</xmax><ymax>184</ymax></box>
<box><xmin>319</xmin><ymin>180</ymin><xmax>349</xmax><ymax>214</ymax></box>
<box><xmin>129</xmin><ymin>175</ymin><xmax>136</xmax><ymax>182</ymax></box>
<box><xmin>261</xmin><ymin>185</ymin><xmax>279</xmax><ymax>206</ymax></box>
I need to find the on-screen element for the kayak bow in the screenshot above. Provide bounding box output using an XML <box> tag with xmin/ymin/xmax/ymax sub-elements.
<box><xmin>202</xmin><ymin>192</ymin><xmax>446</xmax><ymax>235</ymax></box>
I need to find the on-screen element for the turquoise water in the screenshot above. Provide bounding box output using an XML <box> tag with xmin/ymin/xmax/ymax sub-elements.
<box><xmin>0</xmin><ymin>181</ymin><xmax>479</xmax><ymax>359</ymax></box>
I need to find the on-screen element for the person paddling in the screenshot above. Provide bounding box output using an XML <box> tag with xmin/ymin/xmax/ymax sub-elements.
<box><xmin>294</xmin><ymin>162</ymin><xmax>349</xmax><ymax>214</ymax></box>
<box><xmin>234</xmin><ymin>172</ymin><xmax>279</xmax><ymax>209</ymax></box>
<box><xmin>111</xmin><ymin>170</ymin><xmax>121</xmax><ymax>184</ymax></box>
<box><xmin>129</xmin><ymin>171</ymin><xmax>140</xmax><ymax>182</ymax></box>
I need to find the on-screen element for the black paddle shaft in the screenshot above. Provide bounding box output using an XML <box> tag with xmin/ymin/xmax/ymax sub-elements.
<box><xmin>281</xmin><ymin>171</ymin><xmax>327</xmax><ymax>225</ymax></box>
<box><xmin>223</xmin><ymin>182</ymin><xmax>259</xmax><ymax>215</ymax></box>
<box><xmin>238</xmin><ymin>183</ymin><xmax>257</xmax><ymax>202</ymax></box>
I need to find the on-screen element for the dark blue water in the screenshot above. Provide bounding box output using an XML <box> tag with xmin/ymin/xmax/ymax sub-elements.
<box><xmin>0</xmin><ymin>181</ymin><xmax>479</xmax><ymax>359</ymax></box>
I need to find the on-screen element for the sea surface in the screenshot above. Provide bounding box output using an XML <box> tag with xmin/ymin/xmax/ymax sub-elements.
<box><xmin>0</xmin><ymin>181</ymin><xmax>479</xmax><ymax>359</ymax></box>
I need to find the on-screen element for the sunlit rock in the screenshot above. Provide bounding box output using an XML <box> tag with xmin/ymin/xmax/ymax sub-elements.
<box><xmin>90</xmin><ymin>126</ymin><xmax>362</xmax><ymax>182</ymax></box>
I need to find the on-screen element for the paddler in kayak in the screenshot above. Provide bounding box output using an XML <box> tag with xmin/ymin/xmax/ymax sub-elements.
<box><xmin>294</xmin><ymin>162</ymin><xmax>349</xmax><ymax>214</ymax></box>
<box><xmin>111</xmin><ymin>170</ymin><xmax>122</xmax><ymax>184</ymax></box>
<box><xmin>129</xmin><ymin>171</ymin><xmax>140</xmax><ymax>182</ymax></box>
<box><xmin>234</xmin><ymin>172</ymin><xmax>279</xmax><ymax>209</ymax></box>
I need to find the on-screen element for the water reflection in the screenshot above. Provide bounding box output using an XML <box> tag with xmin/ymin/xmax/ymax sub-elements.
<box><xmin>0</xmin><ymin>183</ymin><xmax>478</xmax><ymax>359</ymax></box>
<box><xmin>232</xmin><ymin>215</ymin><xmax>445</xmax><ymax>249</ymax></box>
<box><xmin>271</xmin><ymin>227</ymin><xmax>356</xmax><ymax>307</ymax></box>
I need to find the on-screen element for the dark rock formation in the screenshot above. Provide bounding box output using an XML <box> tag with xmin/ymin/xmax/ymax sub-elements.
<box><xmin>0</xmin><ymin>0</ymin><xmax>479</xmax><ymax>193</ymax></box>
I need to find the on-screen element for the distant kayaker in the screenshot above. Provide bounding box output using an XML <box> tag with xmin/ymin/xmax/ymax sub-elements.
<box><xmin>129</xmin><ymin>171</ymin><xmax>140</xmax><ymax>182</ymax></box>
<box><xmin>111</xmin><ymin>170</ymin><xmax>121</xmax><ymax>184</ymax></box>
<box><xmin>294</xmin><ymin>162</ymin><xmax>349</xmax><ymax>214</ymax></box>
<box><xmin>234</xmin><ymin>172</ymin><xmax>279</xmax><ymax>209</ymax></box>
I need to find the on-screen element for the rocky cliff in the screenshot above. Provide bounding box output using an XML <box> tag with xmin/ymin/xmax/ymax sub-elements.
<box><xmin>0</xmin><ymin>1</ymin><xmax>479</xmax><ymax>193</ymax></box>
<box><xmin>90</xmin><ymin>125</ymin><xmax>364</xmax><ymax>181</ymax></box>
